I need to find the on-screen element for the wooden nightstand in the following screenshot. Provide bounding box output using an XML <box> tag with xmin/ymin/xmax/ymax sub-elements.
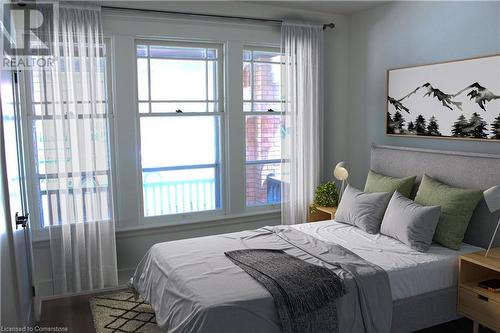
<box><xmin>307</xmin><ymin>206</ymin><xmax>337</xmax><ymax>223</ymax></box>
<box><xmin>458</xmin><ymin>248</ymin><xmax>500</xmax><ymax>333</ymax></box>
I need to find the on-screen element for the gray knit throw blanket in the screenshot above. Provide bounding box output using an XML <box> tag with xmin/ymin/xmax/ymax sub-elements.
<box><xmin>225</xmin><ymin>249</ymin><xmax>345</xmax><ymax>333</ymax></box>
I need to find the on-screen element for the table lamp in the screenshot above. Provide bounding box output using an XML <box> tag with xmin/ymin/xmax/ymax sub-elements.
<box><xmin>334</xmin><ymin>162</ymin><xmax>349</xmax><ymax>201</ymax></box>
<box><xmin>484</xmin><ymin>185</ymin><xmax>500</xmax><ymax>257</ymax></box>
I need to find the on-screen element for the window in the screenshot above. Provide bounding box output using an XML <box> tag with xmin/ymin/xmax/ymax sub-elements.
<box><xmin>136</xmin><ymin>41</ymin><xmax>223</xmax><ymax>217</ymax></box>
<box><xmin>243</xmin><ymin>47</ymin><xmax>283</xmax><ymax>207</ymax></box>
<box><xmin>29</xmin><ymin>47</ymin><xmax>111</xmax><ymax>227</ymax></box>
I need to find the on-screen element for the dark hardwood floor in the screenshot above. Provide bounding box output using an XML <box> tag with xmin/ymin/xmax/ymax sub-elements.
<box><xmin>38</xmin><ymin>291</ymin><xmax>493</xmax><ymax>333</ymax></box>
<box><xmin>38</xmin><ymin>293</ymin><xmax>96</xmax><ymax>333</ymax></box>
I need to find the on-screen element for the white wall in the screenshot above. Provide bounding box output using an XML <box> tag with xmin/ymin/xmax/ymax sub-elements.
<box><xmin>32</xmin><ymin>2</ymin><xmax>349</xmax><ymax>297</ymax></box>
<box><xmin>339</xmin><ymin>1</ymin><xmax>500</xmax><ymax>188</ymax></box>
<box><xmin>102</xmin><ymin>0</ymin><xmax>350</xmax><ymax>181</ymax></box>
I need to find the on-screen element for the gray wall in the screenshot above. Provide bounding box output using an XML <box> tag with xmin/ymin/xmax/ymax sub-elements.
<box><xmin>325</xmin><ymin>1</ymin><xmax>500</xmax><ymax>187</ymax></box>
<box><xmin>32</xmin><ymin>0</ymin><xmax>500</xmax><ymax>297</ymax></box>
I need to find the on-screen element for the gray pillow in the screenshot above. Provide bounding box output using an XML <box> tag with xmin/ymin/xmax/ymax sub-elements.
<box><xmin>380</xmin><ymin>191</ymin><xmax>441</xmax><ymax>252</ymax></box>
<box><xmin>335</xmin><ymin>185</ymin><xmax>391</xmax><ymax>234</ymax></box>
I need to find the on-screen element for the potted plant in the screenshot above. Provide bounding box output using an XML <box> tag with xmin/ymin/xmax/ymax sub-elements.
<box><xmin>310</xmin><ymin>181</ymin><xmax>339</xmax><ymax>215</ymax></box>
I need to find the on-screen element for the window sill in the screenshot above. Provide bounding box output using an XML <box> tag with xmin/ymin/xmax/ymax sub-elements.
<box><xmin>117</xmin><ymin>209</ymin><xmax>281</xmax><ymax>239</ymax></box>
<box><xmin>32</xmin><ymin>209</ymin><xmax>281</xmax><ymax>244</ymax></box>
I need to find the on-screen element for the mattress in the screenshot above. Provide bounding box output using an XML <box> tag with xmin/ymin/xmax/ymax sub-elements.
<box><xmin>132</xmin><ymin>226</ymin><xmax>393</xmax><ymax>332</ymax></box>
<box><xmin>292</xmin><ymin>220</ymin><xmax>483</xmax><ymax>300</ymax></box>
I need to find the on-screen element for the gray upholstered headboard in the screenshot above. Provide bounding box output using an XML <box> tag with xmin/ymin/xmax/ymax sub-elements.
<box><xmin>371</xmin><ymin>144</ymin><xmax>500</xmax><ymax>249</ymax></box>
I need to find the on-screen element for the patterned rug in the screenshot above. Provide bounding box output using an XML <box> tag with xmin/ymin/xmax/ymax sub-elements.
<box><xmin>90</xmin><ymin>290</ymin><xmax>162</xmax><ymax>333</ymax></box>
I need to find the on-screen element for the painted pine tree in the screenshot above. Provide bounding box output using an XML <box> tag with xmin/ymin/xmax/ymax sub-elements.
<box><xmin>469</xmin><ymin>112</ymin><xmax>488</xmax><ymax>139</ymax></box>
<box><xmin>491</xmin><ymin>114</ymin><xmax>500</xmax><ymax>140</ymax></box>
<box><xmin>426</xmin><ymin>116</ymin><xmax>441</xmax><ymax>136</ymax></box>
<box><xmin>387</xmin><ymin>112</ymin><xmax>395</xmax><ymax>134</ymax></box>
<box><xmin>414</xmin><ymin>115</ymin><xmax>426</xmax><ymax>135</ymax></box>
<box><xmin>393</xmin><ymin>111</ymin><xmax>406</xmax><ymax>133</ymax></box>
<box><xmin>452</xmin><ymin>114</ymin><xmax>468</xmax><ymax>137</ymax></box>
<box><xmin>407</xmin><ymin>121</ymin><xmax>415</xmax><ymax>132</ymax></box>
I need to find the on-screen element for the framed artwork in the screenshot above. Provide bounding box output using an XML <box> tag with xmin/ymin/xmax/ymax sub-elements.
<box><xmin>386</xmin><ymin>54</ymin><xmax>500</xmax><ymax>141</ymax></box>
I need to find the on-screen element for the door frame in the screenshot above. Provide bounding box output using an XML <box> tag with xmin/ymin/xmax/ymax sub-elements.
<box><xmin>13</xmin><ymin>68</ymin><xmax>39</xmax><ymax>321</ymax></box>
<box><xmin>0</xmin><ymin>76</ymin><xmax>26</xmax><ymax>326</ymax></box>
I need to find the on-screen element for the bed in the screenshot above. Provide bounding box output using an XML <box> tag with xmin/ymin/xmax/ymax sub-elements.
<box><xmin>132</xmin><ymin>145</ymin><xmax>500</xmax><ymax>332</ymax></box>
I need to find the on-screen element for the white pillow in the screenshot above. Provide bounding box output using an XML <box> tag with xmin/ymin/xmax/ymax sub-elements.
<box><xmin>335</xmin><ymin>185</ymin><xmax>391</xmax><ymax>234</ymax></box>
<box><xmin>380</xmin><ymin>191</ymin><xmax>441</xmax><ymax>252</ymax></box>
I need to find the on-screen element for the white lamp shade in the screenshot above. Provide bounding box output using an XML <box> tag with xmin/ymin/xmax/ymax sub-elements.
<box><xmin>334</xmin><ymin>162</ymin><xmax>349</xmax><ymax>181</ymax></box>
<box><xmin>484</xmin><ymin>185</ymin><xmax>500</xmax><ymax>213</ymax></box>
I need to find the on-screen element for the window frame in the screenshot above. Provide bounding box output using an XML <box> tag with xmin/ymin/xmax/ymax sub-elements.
<box><xmin>22</xmin><ymin>36</ymin><xmax>283</xmax><ymax>234</ymax></box>
<box><xmin>134</xmin><ymin>39</ymin><xmax>226</xmax><ymax>223</ymax></box>
<box><xmin>243</xmin><ymin>45</ymin><xmax>283</xmax><ymax>210</ymax></box>
<box><xmin>21</xmin><ymin>38</ymin><xmax>116</xmax><ymax>236</ymax></box>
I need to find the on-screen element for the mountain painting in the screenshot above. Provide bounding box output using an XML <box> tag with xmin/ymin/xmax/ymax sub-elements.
<box><xmin>387</xmin><ymin>54</ymin><xmax>500</xmax><ymax>141</ymax></box>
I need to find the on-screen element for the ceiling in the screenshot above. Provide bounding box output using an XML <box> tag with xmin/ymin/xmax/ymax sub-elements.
<box><xmin>249</xmin><ymin>1</ymin><xmax>389</xmax><ymax>14</ymax></box>
<box><xmin>98</xmin><ymin>1</ymin><xmax>390</xmax><ymax>16</ymax></box>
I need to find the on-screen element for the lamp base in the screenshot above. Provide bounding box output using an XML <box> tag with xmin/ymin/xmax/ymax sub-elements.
<box><xmin>339</xmin><ymin>180</ymin><xmax>347</xmax><ymax>202</ymax></box>
<box><xmin>485</xmin><ymin>217</ymin><xmax>500</xmax><ymax>258</ymax></box>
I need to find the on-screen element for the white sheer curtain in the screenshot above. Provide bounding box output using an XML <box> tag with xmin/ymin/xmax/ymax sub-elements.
<box><xmin>281</xmin><ymin>21</ymin><xmax>324</xmax><ymax>225</ymax></box>
<box><xmin>36</xmin><ymin>5</ymin><xmax>117</xmax><ymax>294</ymax></box>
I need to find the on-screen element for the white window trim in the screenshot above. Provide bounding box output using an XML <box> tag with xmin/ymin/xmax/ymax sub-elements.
<box><xmin>134</xmin><ymin>39</ymin><xmax>227</xmax><ymax>223</ymax></box>
<box><xmin>101</xmin><ymin>11</ymin><xmax>283</xmax><ymax>230</ymax></box>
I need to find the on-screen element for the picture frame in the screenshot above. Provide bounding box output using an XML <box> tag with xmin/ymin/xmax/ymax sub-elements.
<box><xmin>386</xmin><ymin>54</ymin><xmax>500</xmax><ymax>142</ymax></box>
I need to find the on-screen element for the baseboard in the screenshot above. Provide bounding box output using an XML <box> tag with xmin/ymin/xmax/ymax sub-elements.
<box><xmin>39</xmin><ymin>284</ymin><xmax>129</xmax><ymax>301</ymax></box>
<box><xmin>37</xmin><ymin>268</ymin><xmax>134</xmax><ymax>301</ymax></box>
<box><xmin>37</xmin><ymin>272</ymin><xmax>133</xmax><ymax>300</ymax></box>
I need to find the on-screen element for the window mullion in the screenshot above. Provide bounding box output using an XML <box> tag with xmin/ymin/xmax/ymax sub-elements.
<box><xmin>205</xmin><ymin>59</ymin><xmax>209</xmax><ymax>112</ymax></box>
<box><xmin>224</xmin><ymin>41</ymin><xmax>245</xmax><ymax>214</ymax></box>
<box><xmin>250</xmin><ymin>59</ymin><xmax>254</xmax><ymax>113</ymax></box>
<box><xmin>147</xmin><ymin>45</ymin><xmax>152</xmax><ymax>114</ymax></box>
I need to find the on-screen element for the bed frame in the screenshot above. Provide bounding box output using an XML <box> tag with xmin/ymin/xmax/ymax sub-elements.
<box><xmin>370</xmin><ymin>144</ymin><xmax>500</xmax><ymax>332</ymax></box>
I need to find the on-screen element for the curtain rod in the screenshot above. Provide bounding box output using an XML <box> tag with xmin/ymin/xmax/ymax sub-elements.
<box><xmin>101</xmin><ymin>6</ymin><xmax>335</xmax><ymax>30</ymax></box>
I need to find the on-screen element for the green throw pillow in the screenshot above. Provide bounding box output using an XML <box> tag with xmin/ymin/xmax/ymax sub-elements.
<box><xmin>364</xmin><ymin>170</ymin><xmax>416</xmax><ymax>198</ymax></box>
<box><xmin>414</xmin><ymin>174</ymin><xmax>482</xmax><ymax>250</ymax></box>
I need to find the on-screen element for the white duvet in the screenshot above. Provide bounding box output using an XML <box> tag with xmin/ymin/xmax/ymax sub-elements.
<box><xmin>293</xmin><ymin>220</ymin><xmax>482</xmax><ymax>300</ymax></box>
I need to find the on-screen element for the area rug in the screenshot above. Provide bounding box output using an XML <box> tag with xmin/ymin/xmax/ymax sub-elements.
<box><xmin>90</xmin><ymin>290</ymin><xmax>162</xmax><ymax>333</ymax></box>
